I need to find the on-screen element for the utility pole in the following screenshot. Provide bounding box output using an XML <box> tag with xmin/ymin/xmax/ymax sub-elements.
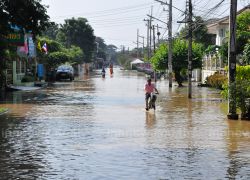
<box><xmin>188</xmin><ymin>0</ymin><xmax>192</xmax><ymax>99</ymax></box>
<box><xmin>153</xmin><ymin>25</ymin><xmax>157</xmax><ymax>83</ymax></box>
<box><xmin>157</xmin><ymin>24</ymin><xmax>161</xmax><ymax>46</ymax></box>
<box><xmin>155</xmin><ymin>0</ymin><xmax>173</xmax><ymax>88</ymax></box>
<box><xmin>144</xmin><ymin>19</ymin><xmax>150</xmax><ymax>60</ymax></box>
<box><xmin>153</xmin><ymin>25</ymin><xmax>156</xmax><ymax>53</ymax></box>
<box><xmin>149</xmin><ymin>6</ymin><xmax>153</xmax><ymax>58</ymax></box>
<box><xmin>168</xmin><ymin>0</ymin><xmax>173</xmax><ymax>88</ymax></box>
<box><xmin>185</xmin><ymin>0</ymin><xmax>188</xmax><ymax>29</ymax></box>
<box><xmin>227</xmin><ymin>0</ymin><xmax>238</xmax><ymax>120</ymax></box>
<box><xmin>137</xmin><ymin>29</ymin><xmax>139</xmax><ymax>58</ymax></box>
<box><xmin>139</xmin><ymin>35</ymin><xmax>145</xmax><ymax>58</ymax></box>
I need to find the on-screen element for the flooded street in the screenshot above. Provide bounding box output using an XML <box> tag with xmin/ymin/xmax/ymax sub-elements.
<box><xmin>0</xmin><ymin>69</ymin><xmax>250</xmax><ymax>179</ymax></box>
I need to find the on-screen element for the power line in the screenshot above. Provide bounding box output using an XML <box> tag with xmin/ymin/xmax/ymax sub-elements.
<box><xmin>93</xmin><ymin>21</ymin><xmax>145</xmax><ymax>28</ymax></box>
<box><xmin>51</xmin><ymin>2</ymin><xmax>157</xmax><ymax>20</ymax></box>
<box><xmin>155</xmin><ymin>3</ymin><xmax>163</xmax><ymax>18</ymax></box>
<box><xmin>176</xmin><ymin>0</ymin><xmax>227</xmax><ymax>39</ymax></box>
<box><xmin>193</xmin><ymin>6</ymin><xmax>229</xmax><ymax>17</ymax></box>
<box><xmin>194</xmin><ymin>0</ymin><xmax>206</xmax><ymax>6</ymax></box>
<box><xmin>89</xmin><ymin>17</ymin><xmax>145</xmax><ymax>25</ymax></box>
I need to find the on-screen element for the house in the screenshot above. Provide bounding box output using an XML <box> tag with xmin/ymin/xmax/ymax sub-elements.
<box><xmin>5</xmin><ymin>32</ymin><xmax>41</xmax><ymax>88</ymax></box>
<box><xmin>130</xmin><ymin>58</ymin><xmax>144</xmax><ymax>70</ymax></box>
<box><xmin>201</xmin><ymin>5</ymin><xmax>250</xmax><ymax>83</ymax></box>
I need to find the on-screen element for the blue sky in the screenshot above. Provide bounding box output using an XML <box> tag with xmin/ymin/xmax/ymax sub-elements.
<box><xmin>42</xmin><ymin>0</ymin><xmax>248</xmax><ymax>49</ymax></box>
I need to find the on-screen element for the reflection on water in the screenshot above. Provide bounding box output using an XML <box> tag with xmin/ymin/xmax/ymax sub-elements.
<box><xmin>0</xmin><ymin>69</ymin><xmax>250</xmax><ymax>179</ymax></box>
<box><xmin>145</xmin><ymin>112</ymin><xmax>156</xmax><ymax>129</ymax></box>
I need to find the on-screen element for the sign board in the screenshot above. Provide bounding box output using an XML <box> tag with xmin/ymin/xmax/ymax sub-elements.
<box><xmin>4</xmin><ymin>33</ymin><xmax>24</xmax><ymax>46</ymax></box>
<box><xmin>28</xmin><ymin>36</ymin><xmax>36</xmax><ymax>57</ymax></box>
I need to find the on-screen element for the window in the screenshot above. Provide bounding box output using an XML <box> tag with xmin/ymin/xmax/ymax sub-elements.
<box><xmin>219</xmin><ymin>28</ymin><xmax>225</xmax><ymax>37</ymax></box>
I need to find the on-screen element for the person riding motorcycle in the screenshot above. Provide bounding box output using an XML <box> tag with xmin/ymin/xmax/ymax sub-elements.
<box><xmin>102</xmin><ymin>67</ymin><xmax>106</xmax><ymax>78</ymax></box>
<box><xmin>109</xmin><ymin>63</ymin><xmax>113</xmax><ymax>75</ymax></box>
<box><xmin>144</xmin><ymin>78</ymin><xmax>159</xmax><ymax>111</ymax></box>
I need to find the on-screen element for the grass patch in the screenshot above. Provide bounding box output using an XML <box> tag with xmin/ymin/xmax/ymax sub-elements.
<box><xmin>0</xmin><ymin>108</ymin><xmax>8</xmax><ymax>114</ymax></box>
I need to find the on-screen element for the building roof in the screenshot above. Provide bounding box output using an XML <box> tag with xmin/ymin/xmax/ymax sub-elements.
<box><xmin>207</xmin><ymin>5</ymin><xmax>250</xmax><ymax>30</ymax></box>
<box><xmin>130</xmin><ymin>59</ymin><xmax>144</xmax><ymax>64</ymax></box>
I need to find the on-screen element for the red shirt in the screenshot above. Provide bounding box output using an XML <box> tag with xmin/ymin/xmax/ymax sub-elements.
<box><xmin>144</xmin><ymin>83</ymin><xmax>155</xmax><ymax>93</ymax></box>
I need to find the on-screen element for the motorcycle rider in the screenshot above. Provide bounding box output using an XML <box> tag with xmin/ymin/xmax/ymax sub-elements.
<box><xmin>144</xmin><ymin>78</ymin><xmax>159</xmax><ymax>111</ymax></box>
<box><xmin>109</xmin><ymin>62</ymin><xmax>113</xmax><ymax>75</ymax></box>
<box><xmin>101</xmin><ymin>67</ymin><xmax>106</xmax><ymax>78</ymax></box>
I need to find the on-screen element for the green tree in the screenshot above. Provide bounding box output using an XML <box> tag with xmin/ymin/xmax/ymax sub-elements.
<box><xmin>236</xmin><ymin>11</ymin><xmax>250</xmax><ymax>54</ymax></box>
<box><xmin>179</xmin><ymin>16</ymin><xmax>215</xmax><ymax>47</ymax></box>
<box><xmin>38</xmin><ymin>37</ymin><xmax>63</xmax><ymax>53</ymax></box>
<box><xmin>66</xmin><ymin>46</ymin><xmax>84</xmax><ymax>64</ymax></box>
<box><xmin>46</xmin><ymin>51</ymin><xmax>70</xmax><ymax>68</ymax></box>
<box><xmin>42</xmin><ymin>22</ymin><xmax>59</xmax><ymax>40</ymax></box>
<box><xmin>219</xmin><ymin>11</ymin><xmax>250</xmax><ymax>62</ymax></box>
<box><xmin>151</xmin><ymin>39</ymin><xmax>204</xmax><ymax>86</ymax></box>
<box><xmin>117</xmin><ymin>53</ymin><xmax>132</xmax><ymax>69</ymax></box>
<box><xmin>237</xmin><ymin>11</ymin><xmax>250</xmax><ymax>41</ymax></box>
<box><xmin>96</xmin><ymin>37</ymin><xmax>107</xmax><ymax>61</ymax></box>
<box><xmin>107</xmin><ymin>44</ymin><xmax>118</xmax><ymax>63</ymax></box>
<box><xmin>0</xmin><ymin>0</ymin><xmax>50</xmax><ymax>88</ymax></box>
<box><xmin>150</xmin><ymin>43</ymin><xmax>168</xmax><ymax>71</ymax></box>
<box><xmin>243</xmin><ymin>43</ymin><xmax>250</xmax><ymax>64</ymax></box>
<box><xmin>37</xmin><ymin>37</ymin><xmax>84</xmax><ymax>68</ymax></box>
<box><xmin>1</xmin><ymin>0</ymin><xmax>50</xmax><ymax>35</ymax></box>
<box><xmin>57</xmin><ymin>17</ymin><xmax>95</xmax><ymax>63</ymax></box>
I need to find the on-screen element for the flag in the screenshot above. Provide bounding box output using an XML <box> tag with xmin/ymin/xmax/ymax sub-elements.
<box><xmin>42</xmin><ymin>43</ymin><xmax>48</xmax><ymax>54</ymax></box>
<box><xmin>18</xmin><ymin>37</ymin><xmax>28</xmax><ymax>54</ymax></box>
<box><xmin>37</xmin><ymin>41</ymin><xmax>42</xmax><ymax>52</ymax></box>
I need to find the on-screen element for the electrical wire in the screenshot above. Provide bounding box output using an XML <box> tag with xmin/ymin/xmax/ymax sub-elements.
<box><xmin>176</xmin><ymin>0</ymin><xmax>228</xmax><ymax>39</ymax></box>
<box><xmin>52</xmin><ymin>2</ymin><xmax>157</xmax><ymax>20</ymax></box>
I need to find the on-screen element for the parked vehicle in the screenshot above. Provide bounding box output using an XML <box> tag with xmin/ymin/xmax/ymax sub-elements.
<box><xmin>56</xmin><ymin>65</ymin><xmax>74</xmax><ymax>81</ymax></box>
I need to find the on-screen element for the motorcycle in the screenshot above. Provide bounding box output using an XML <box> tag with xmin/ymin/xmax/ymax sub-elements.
<box><xmin>110</xmin><ymin>68</ymin><xmax>113</xmax><ymax>75</ymax></box>
<box><xmin>148</xmin><ymin>92</ymin><xmax>159</xmax><ymax>110</ymax></box>
<box><xmin>101</xmin><ymin>68</ymin><xmax>106</xmax><ymax>78</ymax></box>
<box><xmin>102</xmin><ymin>71</ymin><xmax>105</xmax><ymax>78</ymax></box>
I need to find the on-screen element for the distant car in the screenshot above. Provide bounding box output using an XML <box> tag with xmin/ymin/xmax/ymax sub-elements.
<box><xmin>56</xmin><ymin>65</ymin><xmax>74</xmax><ymax>81</ymax></box>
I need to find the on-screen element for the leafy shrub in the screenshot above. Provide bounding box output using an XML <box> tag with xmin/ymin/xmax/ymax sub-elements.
<box><xmin>206</xmin><ymin>73</ymin><xmax>227</xmax><ymax>89</ymax></box>
<box><xmin>21</xmin><ymin>75</ymin><xmax>34</xmax><ymax>83</ymax></box>
<box><xmin>221</xmin><ymin>65</ymin><xmax>250</xmax><ymax>117</ymax></box>
<box><xmin>242</xmin><ymin>43</ymin><xmax>250</xmax><ymax>65</ymax></box>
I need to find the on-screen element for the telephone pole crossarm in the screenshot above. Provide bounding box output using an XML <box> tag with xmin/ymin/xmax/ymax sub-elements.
<box><xmin>154</xmin><ymin>0</ymin><xmax>185</xmax><ymax>13</ymax></box>
<box><xmin>147</xmin><ymin>14</ymin><xmax>168</xmax><ymax>26</ymax></box>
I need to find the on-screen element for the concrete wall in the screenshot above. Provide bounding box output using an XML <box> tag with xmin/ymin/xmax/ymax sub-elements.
<box><xmin>192</xmin><ymin>69</ymin><xmax>201</xmax><ymax>82</ymax></box>
<box><xmin>202</xmin><ymin>70</ymin><xmax>217</xmax><ymax>83</ymax></box>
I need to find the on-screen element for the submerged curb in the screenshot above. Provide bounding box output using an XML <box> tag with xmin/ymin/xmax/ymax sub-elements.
<box><xmin>0</xmin><ymin>108</ymin><xmax>9</xmax><ymax>115</ymax></box>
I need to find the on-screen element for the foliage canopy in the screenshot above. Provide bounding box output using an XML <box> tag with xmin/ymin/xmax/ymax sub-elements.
<box><xmin>150</xmin><ymin>39</ymin><xmax>204</xmax><ymax>86</ymax></box>
<box><xmin>57</xmin><ymin>17</ymin><xmax>95</xmax><ymax>63</ymax></box>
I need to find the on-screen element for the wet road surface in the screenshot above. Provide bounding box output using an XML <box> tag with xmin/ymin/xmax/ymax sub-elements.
<box><xmin>0</xmin><ymin>69</ymin><xmax>250</xmax><ymax>179</ymax></box>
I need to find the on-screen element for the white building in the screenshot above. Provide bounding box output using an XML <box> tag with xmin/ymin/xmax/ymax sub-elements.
<box><xmin>201</xmin><ymin>5</ymin><xmax>250</xmax><ymax>83</ymax></box>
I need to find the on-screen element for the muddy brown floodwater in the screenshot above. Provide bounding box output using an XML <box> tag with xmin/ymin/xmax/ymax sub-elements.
<box><xmin>0</xmin><ymin>69</ymin><xmax>249</xmax><ymax>179</ymax></box>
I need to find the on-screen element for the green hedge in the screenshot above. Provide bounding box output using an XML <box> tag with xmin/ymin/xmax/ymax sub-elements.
<box><xmin>221</xmin><ymin>65</ymin><xmax>250</xmax><ymax>117</ymax></box>
<box><xmin>206</xmin><ymin>73</ymin><xmax>227</xmax><ymax>89</ymax></box>
<box><xmin>21</xmin><ymin>75</ymin><xmax>35</xmax><ymax>83</ymax></box>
